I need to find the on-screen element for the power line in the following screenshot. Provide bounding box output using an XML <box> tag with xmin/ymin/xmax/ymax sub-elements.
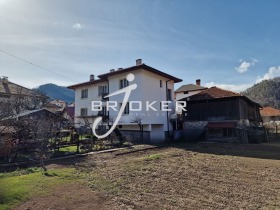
<box><xmin>0</xmin><ymin>49</ymin><xmax>76</xmax><ymax>82</ymax></box>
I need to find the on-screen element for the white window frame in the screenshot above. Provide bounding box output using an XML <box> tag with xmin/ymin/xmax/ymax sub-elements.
<box><xmin>120</xmin><ymin>79</ymin><xmax>129</xmax><ymax>89</ymax></box>
<box><xmin>81</xmin><ymin>89</ymin><xmax>88</xmax><ymax>99</ymax></box>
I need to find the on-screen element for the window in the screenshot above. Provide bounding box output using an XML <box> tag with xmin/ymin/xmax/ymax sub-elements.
<box><xmin>81</xmin><ymin>89</ymin><xmax>88</xmax><ymax>99</ymax></box>
<box><xmin>183</xmin><ymin>91</ymin><xmax>189</xmax><ymax>94</ymax></box>
<box><xmin>120</xmin><ymin>79</ymin><xmax>129</xmax><ymax>89</ymax></box>
<box><xmin>167</xmin><ymin>89</ymin><xmax>172</xmax><ymax>100</ymax></box>
<box><xmin>160</xmin><ymin>80</ymin><xmax>162</xmax><ymax>88</ymax></box>
<box><xmin>98</xmin><ymin>86</ymin><xmax>108</xmax><ymax>96</ymax></box>
<box><xmin>120</xmin><ymin>102</ymin><xmax>129</xmax><ymax>114</ymax></box>
<box><xmin>80</xmin><ymin>108</ymin><xmax>88</xmax><ymax>116</ymax></box>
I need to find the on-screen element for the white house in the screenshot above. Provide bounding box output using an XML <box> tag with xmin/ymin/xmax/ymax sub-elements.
<box><xmin>175</xmin><ymin>79</ymin><xmax>208</xmax><ymax>101</ymax></box>
<box><xmin>68</xmin><ymin>59</ymin><xmax>182</xmax><ymax>143</ymax></box>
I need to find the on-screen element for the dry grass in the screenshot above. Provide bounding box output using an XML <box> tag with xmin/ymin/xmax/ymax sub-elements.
<box><xmin>13</xmin><ymin>143</ymin><xmax>280</xmax><ymax>210</ymax></box>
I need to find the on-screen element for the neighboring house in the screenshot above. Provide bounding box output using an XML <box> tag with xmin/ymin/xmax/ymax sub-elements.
<box><xmin>180</xmin><ymin>87</ymin><xmax>264</xmax><ymax>143</ymax></box>
<box><xmin>68</xmin><ymin>102</ymin><xmax>75</xmax><ymax>107</ymax></box>
<box><xmin>43</xmin><ymin>102</ymin><xmax>63</xmax><ymax>113</ymax></box>
<box><xmin>44</xmin><ymin>101</ymin><xmax>75</xmax><ymax>124</ymax></box>
<box><xmin>0</xmin><ymin>76</ymin><xmax>48</xmax><ymax>112</ymax></box>
<box><xmin>175</xmin><ymin>79</ymin><xmax>208</xmax><ymax>101</ymax></box>
<box><xmin>49</xmin><ymin>100</ymin><xmax>67</xmax><ymax>109</ymax></box>
<box><xmin>0</xmin><ymin>126</ymin><xmax>16</xmax><ymax>158</ymax></box>
<box><xmin>5</xmin><ymin>108</ymin><xmax>64</xmax><ymax>121</ymax></box>
<box><xmin>62</xmin><ymin>106</ymin><xmax>75</xmax><ymax>124</ymax></box>
<box><xmin>260</xmin><ymin>106</ymin><xmax>280</xmax><ymax>123</ymax></box>
<box><xmin>68</xmin><ymin>59</ymin><xmax>182</xmax><ymax>143</ymax></box>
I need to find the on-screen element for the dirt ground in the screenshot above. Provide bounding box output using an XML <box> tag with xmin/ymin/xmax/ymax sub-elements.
<box><xmin>15</xmin><ymin>143</ymin><xmax>280</xmax><ymax>210</ymax></box>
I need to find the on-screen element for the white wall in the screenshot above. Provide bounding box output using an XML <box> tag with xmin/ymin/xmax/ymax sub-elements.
<box><xmin>175</xmin><ymin>90</ymin><xmax>202</xmax><ymax>101</ymax></box>
<box><xmin>108</xmin><ymin>69</ymin><xmax>174</xmax><ymax>133</ymax></box>
<box><xmin>74</xmin><ymin>81</ymin><xmax>108</xmax><ymax>127</ymax></box>
<box><xmin>73</xmin><ymin>67</ymin><xmax>177</xmax><ymax>142</ymax></box>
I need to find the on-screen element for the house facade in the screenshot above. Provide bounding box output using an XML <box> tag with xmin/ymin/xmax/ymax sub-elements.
<box><xmin>179</xmin><ymin>87</ymin><xmax>264</xmax><ymax>143</ymax></box>
<box><xmin>260</xmin><ymin>106</ymin><xmax>280</xmax><ymax>123</ymax></box>
<box><xmin>68</xmin><ymin>59</ymin><xmax>182</xmax><ymax>143</ymax></box>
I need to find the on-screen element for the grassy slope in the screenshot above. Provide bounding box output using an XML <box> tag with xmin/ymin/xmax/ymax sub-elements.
<box><xmin>0</xmin><ymin>168</ymin><xmax>77</xmax><ymax>210</ymax></box>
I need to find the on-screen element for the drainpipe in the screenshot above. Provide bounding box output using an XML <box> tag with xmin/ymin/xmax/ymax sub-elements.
<box><xmin>166</xmin><ymin>79</ymin><xmax>171</xmax><ymax>140</ymax></box>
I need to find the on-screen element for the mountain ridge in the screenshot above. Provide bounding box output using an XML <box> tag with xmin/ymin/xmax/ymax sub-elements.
<box><xmin>35</xmin><ymin>83</ymin><xmax>74</xmax><ymax>103</ymax></box>
<box><xmin>242</xmin><ymin>77</ymin><xmax>280</xmax><ymax>109</ymax></box>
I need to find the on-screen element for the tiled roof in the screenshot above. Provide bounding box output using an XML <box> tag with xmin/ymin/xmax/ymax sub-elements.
<box><xmin>0</xmin><ymin>126</ymin><xmax>16</xmax><ymax>134</ymax></box>
<box><xmin>68</xmin><ymin>63</ymin><xmax>182</xmax><ymax>89</ymax></box>
<box><xmin>187</xmin><ymin>86</ymin><xmax>241</xmax><ymax>101</ymax></box>
<box><xmin>175</xmin><ymin>84</ymin><xmax>207</xmax><ymax>93</ymax></box>
<box><xmin>0</xmin><ymin>80</ymin><xmax>45</xmax><ymax>98</ymax></box>
<box><xmin>67</xmin><ymin>79</ymin><xmax>106</xmax><ymax>89</ymax></box>
<box><xmin>98</xmin><ymin>64</ymin><xmax>182</xmax><ymax>83</ymax></box>
<box><xmin>182</xmin><ymin>86</ymin><xmax>261</xmax><ymax>107</ymax></box>
<box><xmin>260</xmin><ymin>107</ymin><xmax>280</xmax><ymax>117</ymax></box>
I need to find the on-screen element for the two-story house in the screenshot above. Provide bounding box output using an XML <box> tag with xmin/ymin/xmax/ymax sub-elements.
<box><xmin>68</xmin><ymin>59</ymin><xmax>182</xmax><ymax>143</ymax></box>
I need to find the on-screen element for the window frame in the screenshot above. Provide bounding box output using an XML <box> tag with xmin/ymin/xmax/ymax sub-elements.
<box><xmin>167</xmin><ymin>89</ymin><xmax>172</xmax><ymax>101</ymax></box>
<box><xmin>80</xmin><ymin>108</ymin><xmax>88</xmax><ymax>117</ymax></box>
<box><xmin>120</xmin><ymin>102</ymin><xmax>129</xmax><ymax>115</ymax></box>
<box><xmin>81</xmin><ymin>89</ymin><xmax>88</xmax><ymax>99</ymax></box>
<box><xmin>120</xmin><ymin>78</ymin><xmax>129</xmax><ymax>89</ymax></box>
<box><xmin>98</xmin><ymin>85</ymin><xmax>108</xmax><ymax>96</ymax></box>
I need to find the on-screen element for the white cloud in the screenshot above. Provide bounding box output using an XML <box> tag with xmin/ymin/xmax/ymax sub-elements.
<box><xmin>53</xmin><ymin>21</ymin><xmax>64</xmax><ymax>26</ymax></box>
<box><xmin>207</xmin><ymin>65</ymin><xmax>280</xmax><ymax>92</ymax></box>
<box><xmin>235</xmin><ymin>58</ymin><xmax>258</xmax><ymax>73</ymax></box>
<box><xmin>256</xmin><ymin>66</ymin><xmax>280</xmax><ymax>83</ymax></box>
<box><xmin>72</xmin><ymin>23</ymin><xmax>83</xmax><ymax>30</ymax></box>
<box><xmin>205</xmin><ymin>82</ymin><xmax>252</xmax><ymax>93</ymax></box>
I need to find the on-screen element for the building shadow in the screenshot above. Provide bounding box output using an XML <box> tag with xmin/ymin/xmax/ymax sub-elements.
<box><xmin>163</xmin><ymin>141</ymin><xmax>280</xmax><ymax>160</ymax></box>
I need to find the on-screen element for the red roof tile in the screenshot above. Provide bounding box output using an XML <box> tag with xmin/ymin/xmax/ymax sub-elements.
<box><xmin>260</xmin><ymin>106</ymin><xmax>280</xmax><ymax>117</ymax></box>
<box><xmin>187</xmin><ymin>87</ymin><xmax>241</xmax><ymax>101</ymax></box>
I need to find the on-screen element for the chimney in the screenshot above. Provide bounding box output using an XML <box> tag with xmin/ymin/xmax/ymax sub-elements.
<box><xmin>90</xmin><ymin>74</ymin><xmax>95</xmax><ymax>81</ymax></box>
<box><xmin>136</xmin><ymin>59</ymin><xmax>142</xmax><ymax>66</ymax></box>
<box><xmin>110</xmin><ymin>69</ymin><xmax>115</xmax><ymax>72</ymax></box>
<box><xmin>196</xmin><ymin>79</ymin><xmax>201</xmax><ymax>86</ymax></box>
<box><xmin>2</xmin><ymin>76</ymin><xmax>8</xmax><ymax>84</ymax></box>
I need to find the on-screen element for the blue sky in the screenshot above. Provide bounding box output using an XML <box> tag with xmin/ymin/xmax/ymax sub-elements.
<box><xmin>1</xmin><ymin>0</ymin><xmax>280</xmax><ymax>92</ymax></box>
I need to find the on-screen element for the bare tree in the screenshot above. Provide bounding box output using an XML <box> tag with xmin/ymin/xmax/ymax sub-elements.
<box><xmin>22</xmin><ymin>113</ymin><xmax>60</xmax><ymax>171</ymax></box>
<box><xmin>131</xmin><ymin>116</ymin><xmax>144</xmax><ymax>143</ymax></box>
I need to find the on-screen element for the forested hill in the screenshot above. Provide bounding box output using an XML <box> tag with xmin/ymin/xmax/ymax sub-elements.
<box><xmin>36</xmin><ymin>83</ymin><xmax>74</xmax><ymax>103</ymax></box>
<box><xmin>242</xmin><ymin>77</ymin><xmax>280</xmax><ymax>109</ymax></box>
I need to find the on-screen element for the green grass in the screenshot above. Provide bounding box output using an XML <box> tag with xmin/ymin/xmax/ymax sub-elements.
<box><xmin>59</xmin><ymin>145</ymin><xmax>78</xmax><ymax>153</ymax></box>
<box><xmin>0</xmin><ymin>168</ymin><xmax>78</xmax><ymax>210</ymax></box>
<box><xmin>147</xmin><ymin>154</ymin><xmax>161</xmax><ymax>160</ymax></box>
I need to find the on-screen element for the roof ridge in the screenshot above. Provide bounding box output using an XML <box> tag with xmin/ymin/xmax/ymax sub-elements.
<box><xmin>210</xmin><ymin>86</ymin><xmax>241</xmax><ymax>96</ymax></box>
